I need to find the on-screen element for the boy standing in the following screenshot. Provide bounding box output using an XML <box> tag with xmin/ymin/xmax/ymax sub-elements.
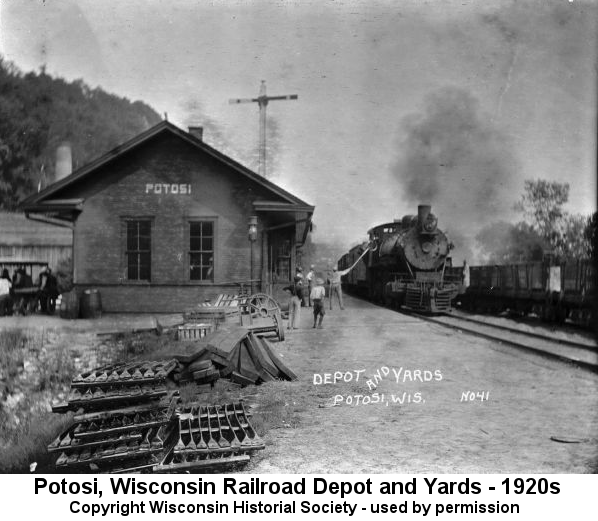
<box><xmin>310</xmin><ymin>277</ymin><xmax>326</xmax><ymax>328</ymax></box>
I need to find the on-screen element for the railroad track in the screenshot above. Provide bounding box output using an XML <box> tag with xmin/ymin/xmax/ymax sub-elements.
<box><xmin>405</xmin><ymin>310</ymin><xmax>598</xmax><ymax>373</ymax></box>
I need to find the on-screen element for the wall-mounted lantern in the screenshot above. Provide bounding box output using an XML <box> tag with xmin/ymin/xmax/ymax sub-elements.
<box><xmin>248</xmin><ymin>216</ymin><xmax>258</xmax><ymax>242</ymax></box>
<box><xmin>248</xmin><ymin>216</ymin><xmax>258</xmax><ymax>294</ymax></box>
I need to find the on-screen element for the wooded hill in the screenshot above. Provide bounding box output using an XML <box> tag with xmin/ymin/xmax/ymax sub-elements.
<box><xmin>0</xmin><ymin>57</ymin><xmax>162</xmax><ymax>209</ymax></box>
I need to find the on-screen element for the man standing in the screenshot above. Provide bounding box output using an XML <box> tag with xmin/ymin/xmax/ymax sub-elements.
<box><xmin>329</xmin><ymin>266</ymin><xmax>350</xmax><ymax>310</ymax></box>
<box><xmin>310</xmin><ymin>277</ymin><xmax>326</xmax><ymax>328</ymax></box>
<box><xmin>283</xmin><ymin>276</ymin><xmax>303</xmax><ymax>330</ymax></box>
<box><xmin>462</xmin><ymin>260</ymin><xmax>470</xmax><ymax>289</ymax></box>
<box><xmin>296</xmin><ymin>267</ymin><xmax>306</xmax><ymax>307</ymax></box>
<box><xmin>0</xmin><ymin>269</ymin><xmax>12</xmax><ymax>316</ymax></box>
<box><xmin>306</xmin><ymin>265</ymin><xmax>316</xmax><ymax>307</ymax></box>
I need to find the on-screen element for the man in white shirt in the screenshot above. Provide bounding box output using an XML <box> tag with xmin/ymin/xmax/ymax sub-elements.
<box><xmin>329</xmin><ymin>266</ymin><xmax>350</xmax><ymax>310</ymax></box>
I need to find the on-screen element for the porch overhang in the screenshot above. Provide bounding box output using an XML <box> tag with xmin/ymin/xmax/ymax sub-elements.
<box><xmin>21</xmin><ymin>198</ymin><xmax>84</xmax><ymax>226</ymax></box>
<box><xmin>253</xmin><ymin>200</ymin><xmax>314</xmax><ymax>246</ymax></box>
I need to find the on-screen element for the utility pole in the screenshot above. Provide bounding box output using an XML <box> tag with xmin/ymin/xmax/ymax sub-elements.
<box><xmin>229</xmin><ymin>80</ymin><xmax>297</xmax><ymax>178</ymax></box>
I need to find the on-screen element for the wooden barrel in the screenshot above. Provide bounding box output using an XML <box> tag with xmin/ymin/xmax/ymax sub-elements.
<box><xmin>80</xmin><ymin>289</ymin><xmax>102</xmax><ymax>319</ymax></box>
<box><xmin>59</xmin><ymin>291</ymin><xmax>79</xmax><ymax>319</ymax></box>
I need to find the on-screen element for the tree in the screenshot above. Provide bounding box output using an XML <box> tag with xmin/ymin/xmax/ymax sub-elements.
<box><xmin>514</xmin><ymin>179</ymin><xmax>569</xmax><ymax>242</ymax></box>
<box><xmin>514</xmin><ymin>179</ymin><xmax>591</xmax><ymax>260</ymax></box>
<box><xmin>0</xmin><ymin>56</ymin><xmax>162</xmax><ymax>209</ymax></box>
<box><xmin>584</xmin><ymin>212</ymin><xmax>597</xmax><ymax>260</ymax></box>
<box><xmin>475</xmin><ymin>221</ymin><xmax>546</xmax><ymax>263</ymax></box>
<box><xmin>553</xmin><ymin>214</ymin><xmax>592</xmax><ymax>259</ymax></box>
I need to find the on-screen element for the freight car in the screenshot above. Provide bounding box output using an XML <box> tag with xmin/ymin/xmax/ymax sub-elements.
<box><xmin>459</xmin><ymin>258</ymin><xmax>596</xmax><ymax>327</ymax></box>
<box><xmin>338</xmin><ymin>205</ymin><xmax>461</xmax><ymax>313</ymax></box>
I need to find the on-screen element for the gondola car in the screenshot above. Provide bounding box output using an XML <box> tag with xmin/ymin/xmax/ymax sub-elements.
<box><xmin>460</xmin><ymin>258</ymin><xmax>595</xmax><ymax>327</ymax></box>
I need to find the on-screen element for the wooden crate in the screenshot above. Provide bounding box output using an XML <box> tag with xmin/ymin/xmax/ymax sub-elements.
<box><xmin>177</xmin><ymin>323</ymin><xmax>213</xmax><ymax>340</ymax></box>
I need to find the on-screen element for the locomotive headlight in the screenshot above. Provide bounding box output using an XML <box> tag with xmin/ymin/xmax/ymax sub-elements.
<box><xmin>423</xmin><ymin>213</ymin><xmax>438</xmax><ymax>232</ymax></box>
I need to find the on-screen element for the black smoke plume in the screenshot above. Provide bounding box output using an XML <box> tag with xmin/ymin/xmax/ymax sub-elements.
<box><xmin>392</xmin><ymin>87</ymin><xmax>518</xmax><ymax>262</ymax></box>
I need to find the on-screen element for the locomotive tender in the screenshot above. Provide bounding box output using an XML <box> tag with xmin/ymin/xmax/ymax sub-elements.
<box><xmin>338</xmin><ymin>205</ymin><xmax>461</xmax><ymax>313</ymax></box>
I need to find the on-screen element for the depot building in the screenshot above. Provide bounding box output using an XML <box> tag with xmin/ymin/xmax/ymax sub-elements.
<box><xmin>20</xmin><ymin>121</ymin><xmax>314</xmax><ymax>312</ymax></box>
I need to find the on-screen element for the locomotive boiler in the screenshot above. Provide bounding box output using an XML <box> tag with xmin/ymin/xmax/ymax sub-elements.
<box><xmin>339</xmin><ymin>205</ymin><xmax>460</xmax><ymax>313</ymax></box>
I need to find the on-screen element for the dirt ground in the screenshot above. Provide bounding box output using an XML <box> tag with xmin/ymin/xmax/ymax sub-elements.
<box><xmin>2</xmin><ymin>297</ymin><xmax>597</xmax><ymax>473</ymax></box>
<box><xmin>244</xmin><ymin>295</ymin><xmax>598</xmax><ymax>473</ymax></box>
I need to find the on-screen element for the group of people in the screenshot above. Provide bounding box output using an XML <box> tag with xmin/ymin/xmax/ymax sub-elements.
<box><xmin>0</xmin><ymin>266</ymin><xmax>58</xmax><ymax>316</ymax></box>
<box><xmin>283</xmin><ymin>263</ymin><xmax>352</xmax><ymax>330</ymax></box>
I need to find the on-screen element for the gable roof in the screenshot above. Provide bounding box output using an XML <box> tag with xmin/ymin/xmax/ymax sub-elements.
<box><xmin>20</xmin><ymin>120</ymin><xmax>314</xmax><ymax>215</ymax></box>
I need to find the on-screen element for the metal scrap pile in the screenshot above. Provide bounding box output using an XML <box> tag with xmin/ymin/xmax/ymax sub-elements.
<box><xmin>49</xmin><ymin>359</ymin><xmax>265</xmax><ymax>473</ymax></box>
<box><xmin>172</xmin><ymin>325</ymin><xmax>297</xmax><ymax>387</ymax></box>
<box><xmin>155</xmin><ymin>402</ymin><xmax>264</xmax><ymax>473</ymax></box>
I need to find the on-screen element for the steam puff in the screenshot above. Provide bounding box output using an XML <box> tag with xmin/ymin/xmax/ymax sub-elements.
<box><xmin>393</xmin><ymin>87</ymin><xmax>518</xmax><ymax>261</ymax></box>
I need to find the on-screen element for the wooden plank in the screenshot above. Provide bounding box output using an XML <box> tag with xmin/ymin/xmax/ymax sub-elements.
<box><xmin>246</xmin><ymin>333</ymin><xmax>279</xmax><ymax>377</ymax></box>
<box><xmin>192</xmin><ymin>367</ymin><xmax>220</xmax><ymax>384</ymax></box>
<box><xmin>230</xmin><ymin>371</ymin><xmax>255</xmax><ymax>387</ymax></box>
<box><xmin>208</xmin><ymin>326</ymin><xmax>249</xmax><ymax>358</ymax></box>
<box><xmin>204</xmin><ymin>349</ymin><xmax>232</xmax><ymax>369</ymax></box>
<box><xmin>219</xmin><ymin>363</ymin><xmax>234</xmax><ymax>378</ymax></box>
<box><xmin>188</xmin><ymin>359</ymin><xmax>214</xmax><ymax>373</ymax></box>
<box><xmin>225</xmin><ymin>343</ymin><xmax>241</xmax><ymax>363</ymax></box>
<box><xmin>258</xmin><ymin>337</ymin><xmax>298</xmax><ymax>381</ymax></box>
<box><xmin>237</xmin><ymin>343</ymin><xmax>260</xmax><ymax>382</ymax></box>
<box><xmin>243</xmin><ymin>339</ymin><xmax>275</xmax><ymax>382</ymax></box>
<box><xmin>242</xmin><ymin>339</ymin><xmax>275</xmax><ymax>382</ymax></box>
<box><xmin>172</xmin><ymin>346</ymin><xmax>210</xmax><ymax>365</ymax></box>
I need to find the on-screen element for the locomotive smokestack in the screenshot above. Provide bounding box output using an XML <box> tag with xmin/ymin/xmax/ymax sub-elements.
<box><xmin>418</xmin><ymin>205</ymin><xmax>431</xmax><ymax>225</ymax></box>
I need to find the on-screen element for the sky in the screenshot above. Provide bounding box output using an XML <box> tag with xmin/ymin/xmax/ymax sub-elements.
<box><xmin>1</xmin><ymin>0</ymin><xmax>596</xmax><ymax>261</ymax></box>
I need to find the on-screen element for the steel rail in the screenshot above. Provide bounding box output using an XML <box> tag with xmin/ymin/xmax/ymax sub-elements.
<box><xmin>446</xmin><ymin>311</ymin><xmax>596</xmax><ymax>352</ymax></box>
<box><xmin>403</xmin><ymin>311</ymin><xmax>598</xmax><ymax>374</ymax></box>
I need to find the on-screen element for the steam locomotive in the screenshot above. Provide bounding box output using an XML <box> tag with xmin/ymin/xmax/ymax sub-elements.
<box><xmin>338</xmin><ymin>205</ymin><xmax>461</xmax><ymax>313</ymax></box>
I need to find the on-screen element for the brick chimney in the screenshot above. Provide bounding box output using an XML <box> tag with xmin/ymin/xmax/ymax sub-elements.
<box><xmin>188</xmin><ymin>126</ymin><xmax>203</xmax><ymax>141</ymax></box>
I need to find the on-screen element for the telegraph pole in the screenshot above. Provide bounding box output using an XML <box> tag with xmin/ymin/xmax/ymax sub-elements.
<box><xmin>229</xmin><ymin>80</ymin><xmax>297</xmax><ymax>177</ymax></box>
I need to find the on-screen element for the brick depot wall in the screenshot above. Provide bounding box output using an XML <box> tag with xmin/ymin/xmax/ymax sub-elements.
<box><xmin>70</xmin><ymin>134</ymin><xmax>287</xmax><ymax>312</ymax></box>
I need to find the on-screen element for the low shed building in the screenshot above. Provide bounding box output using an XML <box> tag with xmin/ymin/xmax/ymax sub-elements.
<box><xmin>20</xmin><ymin>121</ymin><xmax>314</xmax><ymax>312</ymax></box>
<box><xmin>0</xmin><ymin>211</ymin><xmax>72</xmax><ymax>276</ymax></box>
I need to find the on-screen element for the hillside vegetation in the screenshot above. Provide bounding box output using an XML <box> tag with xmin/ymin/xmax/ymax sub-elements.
<box><xmin>0</xmin><ymin>57</ymin><xmax>162</xmax><ymax>209</ymax></box>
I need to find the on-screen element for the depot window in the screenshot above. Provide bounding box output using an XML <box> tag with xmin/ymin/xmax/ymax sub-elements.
<box><xmin>189</xmin><ymin>221</ymin><xmax>214</xmax><ymax>281</ymax></box>
<box><xmin>125</xmin><ymin>220</ymin><xmax>151</xmax><ymax>281</ymax></box>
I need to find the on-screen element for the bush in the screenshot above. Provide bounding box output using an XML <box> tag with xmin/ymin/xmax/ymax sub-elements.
<box><xmin>0</xmin><ymin>329</ymin><xmax>74</xmax><ymax>472</ymax></box>
<box><xmin>0</xmin><ymin>329</ymin><xmax>28</xmax><ymax>381</ymax></box>
<box><xmin>0</xmin><ymin>406</ymin><xmax>72</xmax><ymax>473</ymax></box>
<box><xmin>35</xmin><ymin>346</ymin><xmax>76</xmax><ymax>391</ymax></box>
